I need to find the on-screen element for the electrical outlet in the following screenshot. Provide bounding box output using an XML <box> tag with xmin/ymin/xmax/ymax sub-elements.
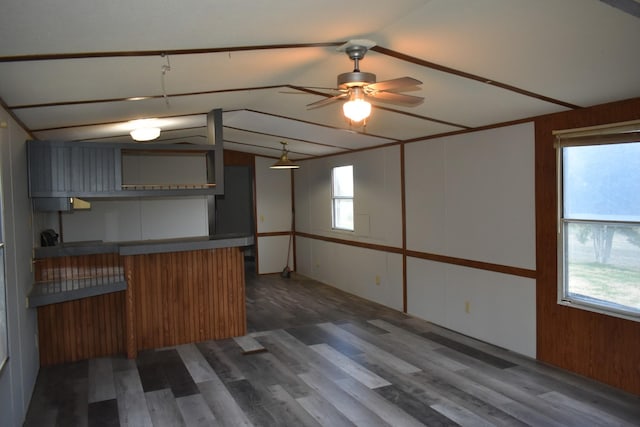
<box><xmin>375</xmin><ymin>275</ymin><xmax>381</xmax><ymax>286</ymax></box>
<box><xmin>465</xmin><ymin>301</ymin><xmax>470</xmax><ymax>314</ymax></box>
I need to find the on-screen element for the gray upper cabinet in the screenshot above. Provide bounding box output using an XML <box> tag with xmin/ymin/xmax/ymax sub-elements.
<box><xmin>27</xmin><ymin>141</ymin><xmax>120</xmax><ymax>197</ymax></box>
<box><xmin>27</xmin><ymin>140</ymin><xmax>222</xmax><ymax>200</ymax></box>
<box><xmin>70</xmin><ymin>144</ymin><xmax>120</xmax><ymax>195</ymax></box>
<box><xmin>28</xmin><ymin>142</ymin><xmax>71</xmax><ymax>197</ymax></box>
<box><xmin>28</xmin><ymin>109</ymin><xmax>224</xmax><ymax>204</ymax></box>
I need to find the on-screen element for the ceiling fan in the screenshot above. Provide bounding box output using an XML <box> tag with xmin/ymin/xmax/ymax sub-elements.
<box><xmin>305</xmin><ymin>40</ymin><xmax>424</xmax><ymax>123</ymax></box>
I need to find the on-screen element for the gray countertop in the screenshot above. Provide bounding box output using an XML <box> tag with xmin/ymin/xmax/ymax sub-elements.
<box><xmin>34</xmin><ymin>234</ymin><xmax>254</xmax><ymax>258</ymax></box>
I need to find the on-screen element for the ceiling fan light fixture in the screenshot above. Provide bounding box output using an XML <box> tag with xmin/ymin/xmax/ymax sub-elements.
<box><xmin>270</xmin><ymin>142</ymin><xmax>300</xmax><ymax>169</ymax></box>
<box><xmin>343</xmin><ymin>87</ymin><xmax>371</xmax><ymax>123</ymax></box>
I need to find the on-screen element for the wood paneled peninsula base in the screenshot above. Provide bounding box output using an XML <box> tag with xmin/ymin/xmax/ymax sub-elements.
<box><xmin>32</xmin><ymin>235</ymin><xmax>252</xmax><ymax>365</ymax></box>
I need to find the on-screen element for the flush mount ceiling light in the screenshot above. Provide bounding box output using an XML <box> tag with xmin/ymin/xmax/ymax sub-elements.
<box><xmin>129</xmin><ymin>119</ymin><xmax>161</xmax><ymax>142</ymax></box>
<box><xmin>130</xmin><ymin>127</ymin><xmax>160</xmax><ymax>141</ymax></box>
<box><xmin>270</xmin><ymin>142</ymin><xmax>300</xmax><ymax>169</ymax></box>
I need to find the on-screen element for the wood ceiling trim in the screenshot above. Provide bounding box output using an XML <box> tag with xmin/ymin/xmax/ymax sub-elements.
<box><xmin>223</xmin><ymin>139</ymin><xmax>315</xmax><ymax>159</ymax></box>
<box><xmin>289</xmin><ymin>85</ymin><xmax>471</xmax><ymax>130</ymax></box>
<box><xmin>298</xmin><ymin>139</ymin><xmax>403</xmax><ymax>161</ymax></box>
<box><xmin>72</xmin><ymin>126</ymin><xmax>211</xmax><ymax>142</ymax></box>
<box><xmin>0</xmin><ymin>96</ymin><xmax>35</xmax><ymax>138</ymax></box>
<box><xmin>401</xmin><ymin>117</ymin><xmax>536</xmax><ymax>144</ymax></box>
<box><xmin>223</xmin><ymin>125</ymin><xmax>353</xmax><ymax>151</ymax></box>
<box><xmin>8</xmin><ymin>86</ymin><xmax>288</xmax><ymax>109</ymax></box>
<box><xmin>371</xmin><ymin>46</ymin><xmax>582</xmax><ymax>110</ymax></box>
<box><xmin>242</xmin><ymin>109</ymin><xmax>397</xmax><ymax>142</ymax></box>
<box><xmin>11</xmin><ymin>83</ymin><xmax>464</xmax><ymax>133</ymax></box>
<box><xmin>30</xmin><ymin>112</ymin><xmax>207</xmax><ymax>132</ymax></box>
<box><xmin>373</xmin><ymin>105</ymin><xmax>472</xmax><ymax>130</ymax></box>
<box><xmin>1</xmin><ymin>41</ymin><xmax>582</xmax><ymax>112</ymax></box>
<box><xmin>0</xmin><ymin>42</ymin><xmax>345</xmax><ymax>63</ymax></box>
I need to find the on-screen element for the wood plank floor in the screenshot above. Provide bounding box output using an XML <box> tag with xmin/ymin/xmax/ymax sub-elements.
<box><xmin>25</xmin><ymin>264</ymin><xmax>640</xmax><ymax>426</ymax></box>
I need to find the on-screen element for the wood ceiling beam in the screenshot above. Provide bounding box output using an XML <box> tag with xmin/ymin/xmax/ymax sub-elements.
<box><xmin>371</xmin><ymin>45</ymin><xmax>582</xmax><ymax>110</ymax></box>
<box><xmin>0</xmin><ymin>42</ymin><xmax>345</xmax><ymax>63</ymax></box>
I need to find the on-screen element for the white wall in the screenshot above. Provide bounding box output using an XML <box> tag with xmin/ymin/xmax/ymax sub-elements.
<box><xmin>60</xmin><ymin>152</ymin><xmax>209</xmax><ymax>242</ymax></box>
<box><xmin>406</xmin><ymin>258</ymin><xmax>536</xmax><ymax>356</ymax></box>
<box><xmin>405</xmin><ymin>122</ymin><xmax>536</xmax><ymax>357</ymax></box>
<box><xmin>0</xmin><ymin>110</ymin><xmax>39</xmax><ymax>427</ymax></box>
<box><xmin>297</xmin><ymin>236</ymin><xmax>404</xmax><ymax>311</ymax></box>
<box><xmin>294</xmin><ymin>123</ymin><xmax>537</xmax><ymax>357</ymax></box>
<box><xmin>295</xmin><ymin>145</ymin><xmax>402</xmax><ymax>246</ymax></box>
<box><xmin>404</xmin><ymin>122</ymin><xmax>536</xmax><ymax>269</ymax></box>
<box><xmin>295</xmin><ymin>145</ymin><xmax>404</xmax><ymax>307</ymax></box>
<box><xmin>61</xmin><ymin>197</ymin><xmax>208</xmax><ymax>242</ymax></box>
<box><xmin>254</xmin><ymin>156</ymin><xmax>294</xmax><ymax>274</ymax></box>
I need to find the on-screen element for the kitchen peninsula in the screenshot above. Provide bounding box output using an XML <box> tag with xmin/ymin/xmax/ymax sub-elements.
<box><xmin>32</xmin><ymin>234</ymin><xmax>252</xmax><ymax>365</ymax></box>
<box><xmin>28</xmin><ymin>109</ymin><xmax>256</xmax><ymax>365</ymax></box>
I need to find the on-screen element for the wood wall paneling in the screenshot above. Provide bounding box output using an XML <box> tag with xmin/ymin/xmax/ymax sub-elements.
<box><xmin>125</xmin><ymin>248</ymin><xmax>246</xmax><ymax>356</ymax></box>
<box><xmin>35</xmin><ymin>254</ymin><xmax>126</xmax><ymax>365</ymax></box>
<box><xmin>224</xmin><ymin>149</ymin><xmax>255</xmax><ymax>166</ymax></box>
<box><xmin>37</xmin><ymin>292</ymin><xmax>126</xmax><ymax>366</ymax></box>
<box><xmin>37</xmin><ymin>248</ymin><xmax>247</xmax><ymax>364</ymax></box>
<box><xmin>535</xmin><ymin>96</ymin><xmax>640</xmax><ymax>395</ymax></box>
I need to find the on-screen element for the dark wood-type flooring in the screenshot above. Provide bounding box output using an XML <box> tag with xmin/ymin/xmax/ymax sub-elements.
<box><xmin>25</xmin><ymin>263</ymin><xmax>640</xmax><ymax>426</ymax></box>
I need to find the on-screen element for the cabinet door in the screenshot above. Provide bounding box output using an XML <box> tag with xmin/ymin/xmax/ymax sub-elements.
<box><xmin>28</xmin><ymin>141</ymin><xmax>120</xmax><ymax>197</ymax></box>
<box><xmin>28</xmin><ymin>143</ymin><xmax>73</xmax><ymax>197</ymax></box>
<box><xmin>70</xmin><ymin>145</ymin><xmax>119</xmax><ymax>195</ymax></box>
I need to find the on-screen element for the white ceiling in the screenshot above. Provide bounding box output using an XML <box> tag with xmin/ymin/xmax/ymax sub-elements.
<box><xmin>1</xmin><ymin>0</ymin><xmax>639</xmax><ymax>160</ymax></box>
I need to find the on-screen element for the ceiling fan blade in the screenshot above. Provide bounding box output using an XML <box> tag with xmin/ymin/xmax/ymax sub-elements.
<box><xmin>306</xmin><ymin>94</ymin><xmax>347</xmax><ymax>109</ymax></box>
<box><xmin>282</xmin><ymin>86</ymin><xmax>345</xmax><ymax>96</ymax></box>
<box><xmin>367</xmin><ymin>76</ymin><xmax>422</xmax><ymax>92</ymax></box>
<box><xmin>297</xmin><ymin>85</ymin><xmax>342</xmax><ymax>91</ymax></box>
<box><xmin>367</xmin><ymin>91</ymin><xmax>424</xmax><ymax>106</ymax></box>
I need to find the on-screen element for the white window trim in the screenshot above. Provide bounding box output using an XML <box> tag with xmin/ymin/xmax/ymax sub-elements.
<box><xmin>331</xmin><ymin>165</ymin><xmax>354</xmax><ymax>231</ymax></box>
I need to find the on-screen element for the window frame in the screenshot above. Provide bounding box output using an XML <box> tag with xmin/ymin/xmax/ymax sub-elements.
<box><xmin>331</xmin><ymin>165</ymin><xmax>354</xmax><ymax>232</ymax></box>
<box><xmin>556</xmin><ymin>121</ymin><xmax>640</xmax><ymax>322</ymax></box>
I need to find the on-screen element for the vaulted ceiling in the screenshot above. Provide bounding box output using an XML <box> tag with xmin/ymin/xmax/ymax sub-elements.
<box><xmin>1</xmin><ymin>0</ymin><xmax>639</xmax><ymax>161</ymax></box>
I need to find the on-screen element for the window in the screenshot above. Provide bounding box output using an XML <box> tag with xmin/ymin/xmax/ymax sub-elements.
<box><xmin>332</xmin><ymin>165</ymin><xmax>354</xmax><ymax>231</ymax></box>
<box><xmin>558</xmin><ymin>122</ymin><xmax>640</xmax><ymax>321</ymax></box>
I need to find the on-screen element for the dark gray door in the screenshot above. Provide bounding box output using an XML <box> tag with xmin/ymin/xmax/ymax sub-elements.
<box><xmin>215</xmin><ymin>166</ymin><xmax>254</xmax><ymax>235</ymax></box>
